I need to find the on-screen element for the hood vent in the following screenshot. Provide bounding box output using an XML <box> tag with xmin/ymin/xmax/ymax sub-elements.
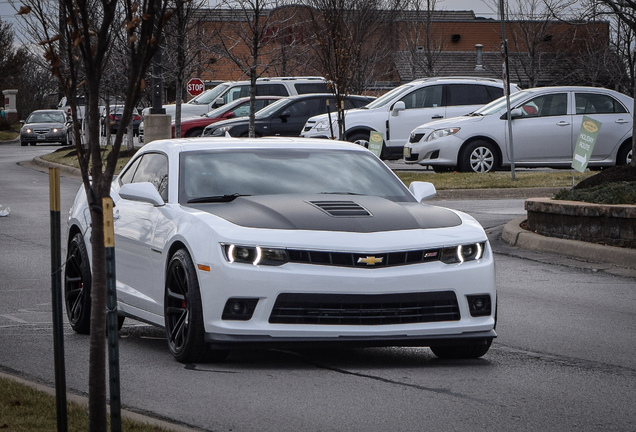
<box><xmin>309</xmin><ymin>200</ymin><xmax>372</xmax><ymax>217</ymax></box>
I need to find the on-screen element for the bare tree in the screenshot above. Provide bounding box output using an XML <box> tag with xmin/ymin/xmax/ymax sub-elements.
<box><xmin>594</xmin><ymin>0</ymin><xmax>636</xmax><ymax>166</ymax></box>
<box><xmin>14</xmin><ymin>0</ymin><xmax>176</xmax><ymax>428</ymax></box>
<box><xmin>305</xmin><ymin>0</ymin><xmax>400</xmax><ymax>139</ymax></box>
<box><xmin>400</xmin><ymin>0</ymin><xmax>446</xmax><ymax>79</ymax></box>
<box><xmin>210</xmin><ymin>0</ymin><xmax>289</xmax><ymax>137</ymax></box>
<box><xmin>163</xmin><ymin>0</ymin><xmax>208</xmax><ymax>137</ymax></box>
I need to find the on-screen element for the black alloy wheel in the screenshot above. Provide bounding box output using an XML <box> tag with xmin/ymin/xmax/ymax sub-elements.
<box><xmin>164</xmin><ymin>249</ymin><xmax>228</xmax><ymax>363</ymax></box>
<box><xmin>64</xmin><ymin>233</ymin><xmax>92</xmax><ymax>334</ymax></box>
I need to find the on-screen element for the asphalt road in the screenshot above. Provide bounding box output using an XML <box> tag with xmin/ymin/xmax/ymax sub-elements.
<box><xmin>1</xmin><ymin>141</ymin><xmax>635</xmax><ymax>432</ymax></box>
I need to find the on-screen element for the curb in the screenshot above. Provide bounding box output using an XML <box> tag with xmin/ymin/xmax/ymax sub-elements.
<box><xmin>502</xmin><ymin>217</ymin><xmax>636</xmax><ymax>270</ymax></box>
<box><xmin>0</xmin><ymin>371</ymin><xmax>201</xmax><ymax>432</ymax></box>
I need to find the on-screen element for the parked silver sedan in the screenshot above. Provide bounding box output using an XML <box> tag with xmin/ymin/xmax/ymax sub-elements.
<box><xmin>20</xmin><ymin>109</ymin><xmax>71</xmax><ymax>146</ymax></box>
<box><xmin>404</xmin><ymin>86</ymin><xmax>633</xmax><ymax>172</ymax></box>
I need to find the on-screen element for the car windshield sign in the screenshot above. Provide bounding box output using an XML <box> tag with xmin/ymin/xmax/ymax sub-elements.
<box><xmin>179</xmin><ymin>149</ymin><xmax>411</xmax><ymax>204</ymax></box>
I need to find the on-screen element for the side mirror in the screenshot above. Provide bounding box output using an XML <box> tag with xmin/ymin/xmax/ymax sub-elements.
<box><xmin>212</xmin><ymin>97</ymin><xmax>225</xmax><ymax>108</ymax></box>
<box><xmin>391</xmin><ymin>101</ymin><xmax>406</xmax><ymax>116</ymax></box>
<box><xmin>224</xmin><ymin>112</ymin><xmax>236</xmax><ymax>119</ymax></box>
<box><xmin>409</xmin><ymin>181</ymin><xmax>437</xmax><ymax>202</ymax></box>
<box><xmin>119</xmin><ymin>182</ymin><xmax>165</xmax><ymax>206</ymax></box>
<box><xmin>280</xmin><ymin>110</ymin><xmax>291</xmax><ymax>121</ymax></box>
<box><xmin>502</xmin><ymin>108</ymin><xmax>524</xmax><ymax>120</ymax></box>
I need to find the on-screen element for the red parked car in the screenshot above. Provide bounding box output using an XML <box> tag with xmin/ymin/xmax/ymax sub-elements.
<box><xmin>173</xmin><ymin>96</ymin><xmax>283</xmax><ymax>138</ymax></box>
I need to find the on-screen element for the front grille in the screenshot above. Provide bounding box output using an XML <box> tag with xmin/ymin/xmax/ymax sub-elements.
<box><xmin>34</xmin><ymin>128</ymin><xmax>50</xmax><ymax>134</ymax></box>
<box><xmin>270</xmin><ymin>291</ymin><xmax>460</xmax><ymax>325</ymax></box>
<box><xmin>287</xmin><ymin>248</ymin><xmax>440</xmax><ymax>268</ymax></box>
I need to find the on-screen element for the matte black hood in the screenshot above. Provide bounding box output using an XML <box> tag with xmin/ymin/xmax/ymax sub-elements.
<box><xmin>188</xmin><ymin>195</ymin><xmax>462</xmax><ymax>232</ymax></box>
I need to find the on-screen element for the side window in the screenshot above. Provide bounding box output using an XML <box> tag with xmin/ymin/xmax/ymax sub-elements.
<box><xmin>447</xmin><ymin>84</ymin><xmax>490</xmax><ymax>106</ymax></box>
<box><xmin>285</xmin><ymin>98</ymin><xmax>322</xmax><ymax>117</ymax></box>
<box><xmin>256</xmin><ymin>84</ymin><xmax>289</xmax><ymax>96</ymax></box>
<box><xmin>119</xmin><ymin>156</ymin><xmax>142</xmax><ymax>185</ymax></box>
<box><xmin>399</xmin><ymin>85</ymin><xmax>442</xmax><ymax>109</ymax></box>
<box><xmin>128</xmin><ymin>153</ymin><xmax>169</xmax><ymax>202</ymax></box>
<box><xmin>518</xmin><ymin>93</ymin><xmax>567</xmax><ymax>117</ymax></box>
<box><xmin>486</xmin><ymin>86</ymin><xmax>504</xmax><ymax>101</ymax></box>
<box><xmin>223</xmin><ymin>85</ymin><xmax>249</xmax><ymax>104</ymax></box>
<box><xmin>294</xmin><ymin>82</ymin><xmax>329</xmax><ymax>94</ymax></box>
<box><xmin>575</xmin><ymin>93</ymin><xmax>627</xmax><ymax>114</ymax></box>
<box><xmin>231</xmin><ymin>102</ymin><xmax>250</xmax><ymax>117</ymax></box>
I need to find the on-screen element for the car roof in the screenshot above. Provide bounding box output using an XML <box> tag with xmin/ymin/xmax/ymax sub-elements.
<box><xmin>138</xmin><ymin>136</ymin><xmax>370</xmax><ymax>155</ymax></box>
<box><xmin>31</xmin><ymin>109</ymin><xmax>66</xmax><ymax>114</ymax></box>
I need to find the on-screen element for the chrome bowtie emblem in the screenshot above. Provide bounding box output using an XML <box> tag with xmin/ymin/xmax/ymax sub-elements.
<box><xmin>357</xmin><ymin>256</ymin><xmax>384</xmax><ymax>265</ymax></box>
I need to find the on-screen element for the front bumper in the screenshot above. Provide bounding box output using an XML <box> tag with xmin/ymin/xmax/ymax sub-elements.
<box><xmin>404</xmin><ymin>135</ymin><xmax>463</xmax><ymax>166</ymax></box>
<box><xmin>197</xmin><ymin>246</ymin><xmax>496</xmax><ymax>347</ymax></box>
<box><xmin>21</xmin><ymin>131</ymin><xmax>67</xmax><ymax>144</ymax></box>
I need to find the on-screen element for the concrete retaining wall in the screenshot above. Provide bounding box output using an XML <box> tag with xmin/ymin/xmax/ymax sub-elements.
<box><xmin>525</xmin><ymin>198</ymin><xmax>636</xmax><ymax>248</ymax></box>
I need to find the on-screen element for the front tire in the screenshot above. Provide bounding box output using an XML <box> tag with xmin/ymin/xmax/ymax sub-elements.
<box><xmin>165</xmin><ymin>249</ymin><xmax>228</xmax><ymax>363</ymax></box>
<box><xmin>459</xmin><ymin>140</ymin><xmax>498</xmax><ymax>173</ymax></box>
<box><xmin>430</xmin><ymin>339</ymin><xmax>492</xmax><ymax>359</ymax></box>
<box><xmin>64</xmin><ymin>233</ymin><xmax>92</xmax><ymax>334</ymax></box>
<box><xmin>184</xmin><ymin>128</ymin><xmax>203</xmax><ymax>138</ymax></box>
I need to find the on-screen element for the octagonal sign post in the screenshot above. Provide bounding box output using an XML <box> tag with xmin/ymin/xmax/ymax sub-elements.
<box><xmin>187</xmin><ymin>78</ymin><xmax>205</xmax><ymax>97</ymax></box>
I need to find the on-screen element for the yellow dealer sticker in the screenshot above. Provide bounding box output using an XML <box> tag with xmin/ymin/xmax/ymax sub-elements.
<box><xmin>582</xmin><ymin>120</ymin><xmax>599</xmax><ymax>133</ymax></box>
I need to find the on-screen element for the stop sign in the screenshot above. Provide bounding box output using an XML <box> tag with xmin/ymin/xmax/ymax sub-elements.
<box><xmin>187</xmin><ymin>78</ymin><xmax>205</xmax><ymax>97</ymax></box>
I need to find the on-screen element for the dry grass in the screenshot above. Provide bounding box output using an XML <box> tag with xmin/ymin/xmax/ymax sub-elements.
<box><xmin>395</xmin><ymin>170</ymin><xmax>594</xmax><ymax>190</ymax></box>
<box><xmin>0</xmin><ymin>376</ymin><xmax>173</xmax><ymax>431</ymax></box>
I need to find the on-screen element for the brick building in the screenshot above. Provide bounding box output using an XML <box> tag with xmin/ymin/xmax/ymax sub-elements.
<box><xmin>185</xmin><ymin>7</ymin><xmax>614</xmax><ymax>94</ymax></box>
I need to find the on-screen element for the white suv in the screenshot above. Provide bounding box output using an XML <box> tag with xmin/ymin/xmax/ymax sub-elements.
<box><xmin>143</xmin><ymin>76</ymin><xmax>329</xmax><ymax>119</ymax></box>
<box><xmin>301</xmin><ymin>77</ymin><xmax>520</xmax><ymax>159</ymax></box>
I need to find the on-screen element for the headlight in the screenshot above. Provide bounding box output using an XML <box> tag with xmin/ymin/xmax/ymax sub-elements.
<box><xmin>210</xmin><ymin>126</ymin><xmax>231</xmax><ymax>137</ymax></box>
<box><xmin>25</xmin><ymin>128</ymin><xmax>33</xmax><ymax>133</ymax></box>
<box><xmin>223</xmin><ymin>244</ymin><xmax>288</xmax><ymax>266</ymax></box>
<box><xmin>425</xmin><ymin>127</ymin><xmax>460</xmax><ymax>142</ymax></box>
<box><xmin>313</xmin><ymin>119</ymin><xmax>330</xmax><ymax>132</ymax></box>
<box><xmin>52</xmin><ymin>128</ymin><xmax>59</xmax><ymax>133</ymax></box>
<box><xmin>440</xmin><ymin>242</ymin><xmax>485</xmax><ymax>264</ymax></box>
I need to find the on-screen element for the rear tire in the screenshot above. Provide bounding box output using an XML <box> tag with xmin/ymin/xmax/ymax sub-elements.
<box><xmin>64</xmin><ymin>233</ymin><xmax>92</xmax><ymax>334</ymax></box>
<box><xmin>430</xmin><ymin>339</ymin><xmax>492</xmax><ymax>359</ymax></box>
<box><xmin>458</xmin><ymin>140</ymin><xmax>498</xmax><ymax>173</ymax></box>
<box><xmin>617</xmin><ymin>142</ymin><xmax>633</xmax><ymax>166</ymax></box>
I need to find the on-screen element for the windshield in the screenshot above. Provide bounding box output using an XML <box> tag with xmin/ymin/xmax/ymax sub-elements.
<box><xmin>188</xmin><ymin>84</ymin><xmax>231</xmax><ymax>105</ymax></box>
<box><xmin>27</xmin><ymin>111</ymin><xmax>66</xmax><ymax>123</ymax></box>
<box><xmin>204</xmin><ymin>100</ymin><xmax>243</xmax><ymax>118</ymax></box>
<box><xmin>473</xmin><ymin>91</ymin><xmax>530</xmax><ymax>116</ymax></box>
<box><xmin>179</xmin><ymin>149</ymin><xmax>411</xmax><ymax>203</ymax></box>
<box><xmin>365</xmin><ymin>84</ymin><xmax>415</xmax><ymax>109</ymax></box>
<box><xmin>254</xmin><ymin>98</ymin><xmax>289</xmax><ymax>119</ymax></box>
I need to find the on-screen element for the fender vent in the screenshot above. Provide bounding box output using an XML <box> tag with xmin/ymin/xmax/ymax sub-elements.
<box><xmin>309</xmin><ymin>200</ymin><xmax>371</xmax><ymax>217</ymax></box>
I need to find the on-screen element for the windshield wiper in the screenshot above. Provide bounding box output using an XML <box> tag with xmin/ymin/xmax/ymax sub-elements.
<box><xmin>187</xmin><ymin>193</ymin><xmax>249</xmax><ymax>203</ymax></box>
<box><xmin>319</xmin><ymin>192</ymin><xmax>364</xmax><ymax>195</ymax></box>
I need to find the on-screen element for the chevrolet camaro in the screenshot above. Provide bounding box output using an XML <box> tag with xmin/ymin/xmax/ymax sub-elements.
<box><xmin>65</xmin><ymin>137</ymin><xmax>496</xmax><ymax>363</ymax></box>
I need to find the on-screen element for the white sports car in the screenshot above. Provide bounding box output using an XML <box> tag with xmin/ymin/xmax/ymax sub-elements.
<box><xmin>65</xmin><ymin>137</ymin><xmax>496</xmax><ymax>362</ymax></box>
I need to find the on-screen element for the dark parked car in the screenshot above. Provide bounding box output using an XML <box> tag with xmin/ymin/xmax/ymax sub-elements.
<box><xmin>203</xmin><ymin>94</ymin><xmax>373</xmax><ymax>137</ymax></box>
<box><xmin>101</xmin><ymin>105</ymin><xmax>142</xmax><ymax>136</ymax></box>
<box><xmin>20</xmin><ymin>110</ymin><xmax>71</xmax><ymax>146</ymax></box>
<box><xmin>174</xmin><ymin>96</ymin><xmax>283</xmax><ymax>138</ymax></box>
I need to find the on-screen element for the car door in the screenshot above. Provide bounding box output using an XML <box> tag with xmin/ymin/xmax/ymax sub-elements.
<box><xmin>572</xmin><ymin>92</ymin><xmax>632</xmax><ymax>161</ymax></box>
<box><xmin>114</xmin><ymin>152</ymin><xmax>170</xmax><ymax>316</ymax></box>
<box><xmin>388</xmin><ymin>84</ymin><xmax>443</xmax><ymax>148</ymax></box>
<box><xmin>509</xmin><ymin>92</ymin><xmax>572</xmax><ymax>163</ymax></box>
<box><xmin>269</xmin><ymin>97</ymin><xmax>324</xmax><ymax>136</ymax></box>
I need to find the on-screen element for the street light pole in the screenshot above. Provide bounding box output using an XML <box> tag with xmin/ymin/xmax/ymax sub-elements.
<box><xmin>500</xmin><ymin>0</ymin><xmax>516</xmax><ymax>180</ymax></box>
